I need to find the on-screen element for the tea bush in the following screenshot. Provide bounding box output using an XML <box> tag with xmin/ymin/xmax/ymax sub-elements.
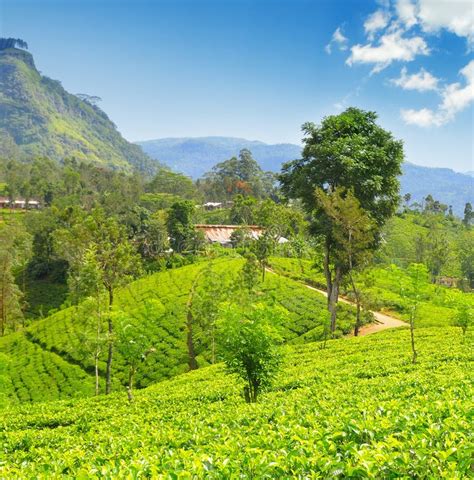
<box><xmin>0</xmin><ymin>327</ymin><xmax>471</xmax><ymax>478</ymax></box>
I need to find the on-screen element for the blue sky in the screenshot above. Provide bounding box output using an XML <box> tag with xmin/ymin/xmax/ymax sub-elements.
<box><xmin>1</xmin><ymin>0</ymin><xmax>473</xmax><ymax>171</ymax></box>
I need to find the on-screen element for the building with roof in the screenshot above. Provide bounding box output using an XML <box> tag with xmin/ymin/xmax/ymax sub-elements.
<box><xmin>195</xmin><ymin>224</ymin><xmax>288</xmax><ymax>248</ymax></box>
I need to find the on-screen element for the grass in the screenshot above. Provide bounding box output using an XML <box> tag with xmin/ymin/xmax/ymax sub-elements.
<box><xmin>0</xmin><ymin>326</ymin><xmax>472</xmax><ymax>478</ymax></box>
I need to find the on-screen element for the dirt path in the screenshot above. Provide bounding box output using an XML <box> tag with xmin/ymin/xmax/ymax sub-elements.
<box><xmin>267</xmin><ymin>268</ymin><xmax>408</xmax><ymax>336</ymax></box>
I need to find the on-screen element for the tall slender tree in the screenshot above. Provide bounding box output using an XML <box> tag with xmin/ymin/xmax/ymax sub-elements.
<box><xmin>315</xmin><ymin>188</ymin><xmax>376</xmax><ymax>335</ymax></box>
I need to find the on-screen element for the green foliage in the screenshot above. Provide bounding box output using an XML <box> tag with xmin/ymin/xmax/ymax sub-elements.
<box><xmin>453</xmin><ymin>303</ymin><xmax>473</xmax><ymax>338</ymax></box>
<box><xmin>457</xmin><ymin>230</ymin><xmax>474</xmax><ymax>288</ymax></box>
<box><xmin>115</xmin><ymin>299</ymin><xmax>165</xmax><ymax>400</ymax></box>
<box><xmin>146</xmin><ymin>167</ymin><xmax>200</xmax><ymax>200</ymax></box>
<box><xmin>280</xmin><ymin>108</ymin><xmax>403</xmax><ymax>228</ymax></box>
<box><xmin>377</xmin><ymin>211</ymin><xmax>468</xmax><ymax>278</ymax></box>
<box><xmin>463</xmin><ymin>202</ymin><xmax>472</xmax><ymax>226</ymax></box>
<box><xmin>0</xmin><ymin>327</ymin><xmax>471</xmax><ymax>477</ymax></box>
<box><xmin>269</xmin><ymin>256</ymin><xmax>474</xmax><ymax>329</ymax></box>
<box><xmin>0</xmin><ymin>333</ymin><xmax>94</xmax><ymax>403</ymax></box>
<box><xmin>0</xmin><ymin>221</ymin><xmax>31</xmax><ymax>335</ymax></box>
<box><xmin>0</xmin><ymin>38</ymin><xmax>28</xmax><ymax>50</ymax></box>
<box><xmin>280</xmin><ymin>108</ymin><xmax>403</xmax><ymax>332</ymax></box>
<box><xmin>21</xmin><ymin>278</ymin><xmax>68</xmax><ymax>319</ymax></box>
<box><xmin>200</xmin><ymin>149</ymin><xmax>276</xmax><ymax>200</ymax></box>
<box><xmin>229</xmin><ymin>194</ymin><xmax>257</xmax><ymax>224</ymax></box>
<box><xmin>167</xmin><ymin>200</ymin><xmax>204</xmax><ymax>254</ymax></box>
<box><xmin>239</xmin><ymin>252</ymin><xmax>260</xmax><ymax>294</ymax></box>
<box><xmin>217</xmin><ymin>304</ymin><xmax>284</xmax><ymax>403</ymax></box>
<box><xmin>251</xmin><ymin>231</ymin><xmax>275</xmax><ymax>280</ymax></box>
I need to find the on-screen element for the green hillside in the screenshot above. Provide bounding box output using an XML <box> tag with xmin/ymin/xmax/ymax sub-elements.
<box><xmin>0</xmin><ymin>258</ymin><xmax>360</xmax><ymax>405</ymax></box>
<box><xmin>0</xmin><ymin>47</ymin><xmax>153</xmax><ymax>172</ymax></box>
<box><xmin>1</xmin><ymin>327</ymin><xmax>472</xmax><ymax>478</ymax></box>
<box><xmin>269</xmin><ymin>257</ymin><xmax>473</xmax><ymax>328</ymax></box>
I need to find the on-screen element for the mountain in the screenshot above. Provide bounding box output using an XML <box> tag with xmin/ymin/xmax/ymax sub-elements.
<box><xmin>138</xmin><ymin>136</ymin><xmax>473</xmax><ymax>215</ymax></box>
<box><xmin>137</xmin><ymin>136</ymin><xmax>301</xmax><ymax>178</ymax></box>
<box><xmin>0</xmin><ymin>46</ymin><xmax>153</xmax><ymax>172</ymax></box>
<box><xmin>400</xmin><ymin>163</ymin><xmax>473</xmax><ymax>214</ymax></box>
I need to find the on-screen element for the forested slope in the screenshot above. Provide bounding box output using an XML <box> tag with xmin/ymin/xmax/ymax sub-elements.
<box><xmin>0</xmin><ymin>47</ymin><xmax>154</xmax><ymax>172</ymax></box>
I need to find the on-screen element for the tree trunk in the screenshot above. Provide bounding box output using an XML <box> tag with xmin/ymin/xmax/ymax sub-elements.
<box><xmin>95</xmin><ymin>352</ymin><xmax>100</xmax><ymax>396</ymax></box>
<box><xmin>328</xmin><ymin>267</ymin><xmax>342</xmax><ymax>333</ymax></box>
<box><xmin>323</xmin><ymin>240</ymin><xmax>332</xmax><ymax>308</ymax></box>
<box><xmin>127</xmin><ymin>367</ymin><xmax>135</xmax><ymax>402</ymax></box>
<box><xmin>323</xmin><ymin>240</ymin><xmax>341</xmax><ymax>334</ymax></box>
<box><xmin>105</xmin><ymin>287</ymin><xmax>114</xmax><ymax>395</ymax></box>
<box><xmin>349</xmin><ymin>273</ymin><xmax>361</xmax><ymax>336</ymax></box>
<box><xmin>94</xmin><ymin>289</ymin><xmax>102</xmax><ymax>396</ymax></box>
<box><xmin>410</xmin><ymin>306</ymin><xmax>417</xmax><ymax>364</ymax></box>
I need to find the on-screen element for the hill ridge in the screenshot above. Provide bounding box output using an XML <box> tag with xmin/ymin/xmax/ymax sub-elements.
<box><xmin>0</xmin><ymin>47</ymin><xmax>155</xmax><ymax>173</ymax></box>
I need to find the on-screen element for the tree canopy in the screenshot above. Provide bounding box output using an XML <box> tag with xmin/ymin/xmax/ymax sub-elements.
<box><xmin>0</xmin><ymin>38</ymin><xmax>28</xmax><ymax>50</ymax></box>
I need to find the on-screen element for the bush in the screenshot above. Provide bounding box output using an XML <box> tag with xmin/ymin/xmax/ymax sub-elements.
<box><xmin>217</xmin><ymin>304</ymin><xmax>285</xmax><ymax>402</ymax></box>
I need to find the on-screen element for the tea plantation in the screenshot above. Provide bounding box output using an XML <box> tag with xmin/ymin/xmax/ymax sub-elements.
<box><xmin>0</xmin><ymin>258</ymin><xmax>359</xmax><ymax>405</ymax></box>
<box><xmin>1</xmin><ymin>327</ymin><xmax>472</xmax><ymax>478</ymax></box>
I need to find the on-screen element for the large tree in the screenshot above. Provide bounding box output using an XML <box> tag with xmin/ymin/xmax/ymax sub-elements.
<box><xmin>167</xmin><ymin>200</ymin><xmax>203</xmax><ymax>254</ymax></box>
<box><xmin>280</xmin><ymin>108</ymin><xmax>403</xmax><ymax>331</ymax></box>
<box><xmin>200</xmin><ymin>149</ymin><xmax>276</xmax><ymax>200</ymax></box>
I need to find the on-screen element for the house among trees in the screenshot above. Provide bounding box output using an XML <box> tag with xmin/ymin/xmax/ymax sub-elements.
<box><xmin>0</xmin><ymin>197</ymin><xmax>41</xmax><ymax>209</ymax></box>
<box><xmin>195</xmin><ymin>224</ymin><xmax>263</xmax><ymax>247</ymax></box>
<box><xmin>202</xmin><ymin>202</ymin><xmax>223</xmax><ymax>211</ymax></box>
<box><xmin>436</xmin><ymin>276</ymin><xmax>458</xmax><ymax>288</ymax></box>
<box><xmin>195</xmin><ymin>224</ymin><xmax>288</xmax><ymax>247</ymax></box>
<box><xmin>201</xmin><ymin>201</ymin><xmax>234</xmax><ymax>211</ymax></box>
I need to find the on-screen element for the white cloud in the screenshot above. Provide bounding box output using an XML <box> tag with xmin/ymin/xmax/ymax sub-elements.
<box><xmin>393</xmin><ymin>0</ymin><xmax>474</xmax><ymax>46</ymax></box>
<box><xmin>396</xmin><ymin>0</ymin><xmax>417</xmax><ymax>28</ymax></box>
<box><xmin>416</xmin><ymin>0</ymin><xmax>474</xmax><ymax>46</ymax></box>
<box><xmin>346</xmin><ymin>29</ymin><xmax>429</xmax><ymax>73</ymax></box>
<box><xmin>325</xmin><ymin>27</ymin><xmax>348</xmax><ymax>54</ymax></box>
<box><xmin>391</xmin><ymin>66</ymin><xmax>439</xmax><ymax>91</ymax></box>
<box><xmin>439</xmin><ymin>60</ymin><xmax>474</xmax><ymax>119</ymax></box>
<box><xmin>400</xmin><ymin>60</ymin><xmax>474</xmax><ymax>126</ymax></box>
<box><xmin>364</xmin><ymin>10</ymin><xmax>391</xmax><ymax>40</ymax></box>
<box><xmin>401</xmin><ymin>107</ymin><xmax>440</xmax><ymax>126</ymax></box>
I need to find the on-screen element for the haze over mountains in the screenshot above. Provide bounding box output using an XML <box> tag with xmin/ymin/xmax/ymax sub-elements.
<box><xmin>138</xmin><ymin>136</ymin><xmax>473</xmax><ymax>215</ymax></box>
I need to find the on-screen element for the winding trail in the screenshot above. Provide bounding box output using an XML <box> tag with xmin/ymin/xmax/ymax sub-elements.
<box><xmin>266</xmin><ymin>268</ymin><xmax>408</xmax><ymax>336</ymax></box>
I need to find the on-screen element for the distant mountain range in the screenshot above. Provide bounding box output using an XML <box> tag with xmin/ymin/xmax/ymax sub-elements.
<box><xmin>138</xmin><ymin>136</ymin><xmax>473</xmax><ymax>215</ymax></box>
<box><xmin>137</xmin><ymin>137</ymin><xmax>301</xmax><ymax>178</ymax></box>
<box><xmin>0</xmin><ymin>46</ymin><xmax>154</xmax><ymax>173</ymax></box>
